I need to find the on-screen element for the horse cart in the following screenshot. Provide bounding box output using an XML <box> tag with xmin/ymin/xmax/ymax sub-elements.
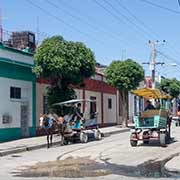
<box><xmin>130</xmin><ymin>88</ymin><xmax>172</xmax><ymax>147</ymax></box>
<box><xmin>53</xmin><ymin>99</ymin><xmax>102</xmax><ymax>144</ymax></box>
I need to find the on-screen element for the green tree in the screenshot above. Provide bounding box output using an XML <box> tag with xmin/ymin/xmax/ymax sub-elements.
<box><xmin>160</xmin><ymin>78</ymin><xmax>180</xmax><ymax>98</ymax></box>
<box><xmin>33</xmin><ymin>36</ymin><xmax>96</xmax><ymax>114</ymax></box>
<box><xmin>105</xmin><ymin>59</ymin><xmax>144</xmax><ymax>126</ymax></box>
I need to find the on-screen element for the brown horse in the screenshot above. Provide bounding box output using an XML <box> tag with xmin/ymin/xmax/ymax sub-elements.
<box><xmin>39</xmin><ymin>114</ymin><xmax>67</xmax><ymax>148</ymax></box>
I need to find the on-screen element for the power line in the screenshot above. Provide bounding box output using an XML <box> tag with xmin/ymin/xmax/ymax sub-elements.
<box><xmin>156</xmin><ymin>51</ymin><xmax>180</xmax><ymax>76</ymax></box>
<box><xmin>26</xmin><ymin>0</ymin><xmax>105</xmax><ymax>45</ymax></box>
<box><xmin>116</xmin><ymin>0</ymin><xmax>180</xmax><ymax>63</ymax></box>
<box><xmin>116</xmin><ymin>0</ymin><xmax>158</xmax><ymax>40</ymax></box>
<box><xmin>156</xmin><ymin>50</ymin><xmax>180</xmax><ymax>73</ymax></box>
<box><xmin>56</xmin><ymin>0</ymin><xmax>138</xmax><ymax>48</ymax></box>
<box><xmin>93</xmin><ymin>0</ymin><xmax>150</xmax><ymax>41</ymax></box>
<box><xmin>138</xmin><ymin>0</ymin><xmax>180</xmax><ymax>15</ymax></box>
<box><xmin>45</xmin><ymin>0</ymin><xmax>136</xmax><ymax>49</ymax></box>
<box><xmin>94</xmin><ymin>0</ymin><xmax>180</xmax><ymax>65</ymax></box>
<box><xmin>103</xmin><ymin>0</ymin><xmax>153</xmax><ymax>40</ymax></box>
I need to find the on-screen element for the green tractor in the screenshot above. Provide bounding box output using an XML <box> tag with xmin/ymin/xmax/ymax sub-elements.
<box><xmin>130</xmin><ymin>88</ymin><xmax>172</xmax><ymax>147</ymax></box>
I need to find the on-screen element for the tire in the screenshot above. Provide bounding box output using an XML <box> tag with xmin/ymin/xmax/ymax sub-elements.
<box><xmin>130</xmin><ymin>140</ymin><xmax>138</xmax><ymax>147</ymax></box>
<box><xmin>80</xmin><ymin>132</ymin><xmax>88</xmax><ymax>143</ymax></box>
<box><xmin>176</xmin><ymin>122</ymin><xmax>178</xmax><ymax>127</ymax></box>
<box><xmin>94</xmin><ymin>130</ymin><xmax>102</xmax><ymax>140</ymax></box>
<box><xmin>143</xmin><ymin>132</ymin><xmax>149</xmax><ymax>145</ymax></box>
<box><xmin>160</xmin><ymin>133</ymin><xmax>166</xmax><ymax>147</ymax></box>
<box><xmin>130</xmin><ymin>133</ymin><xmax>137</xmax><ymax>147</ymax></box>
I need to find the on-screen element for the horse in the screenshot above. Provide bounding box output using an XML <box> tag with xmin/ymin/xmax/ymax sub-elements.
<box><xmin>39</xmin><ymin>114</ymin><xmax>70</xmax><ymax>148</ymax></box>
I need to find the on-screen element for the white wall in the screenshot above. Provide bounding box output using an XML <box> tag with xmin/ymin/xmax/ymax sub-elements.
<box><xmin>36</xmin><ymin>83</ymin><xmax>49</xmax><ymax>126</ymax></box>
<box><xmin>85</xmin><ymin>91</ymin><xmax>102</xmax><ymax>124</ymax></box>
<box><xmin>91</xmin><ymin>74</ymin><xmax>102</xmax><ymax>81</ymax></box>
<box><xmin>103</xmin><ymin>93</ymin><xmax>117</xmax><ymax>124</ymax></box>
<box><xmin>0</xmin><ymin>48</ymin><xmax>33</xmax><ymax>65</ymax></box>
<box><xmin>74</xmin><ymin>89</ymin><xmax>83</xmax><ymax>99</ymax></box>
<box><xmin>0</xmin><ymin>77</ymin><xmax>32</xmax><ymax>128</ymax></box>
<box><xmin>129</xmin><ymin>93</ymin><xmax>135</xmax><ymax>120</ymax></box>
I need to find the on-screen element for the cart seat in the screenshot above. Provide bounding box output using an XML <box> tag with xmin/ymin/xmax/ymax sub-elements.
<box><xmin>140</xmin><ymin>110</ymin><xmax>168</xmax><ymax>119</ymax></box>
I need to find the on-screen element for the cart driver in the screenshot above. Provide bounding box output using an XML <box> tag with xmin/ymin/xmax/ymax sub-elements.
<box><xmin>144</xmin><ymin>100</ymin><xmax>155</xmax><ymax>111</ymax></box>
<box><xmin>73</xmin><ymin>103</ymin><xmax>84</xmax><ymax>128</ymax></box>
<box><xmin>75</xmin><ymin>103</ymin><xmax>83</xmax><ymax>120</ymax></box>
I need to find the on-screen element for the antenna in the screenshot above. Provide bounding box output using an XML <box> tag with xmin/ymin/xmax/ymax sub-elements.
<box><xmin>36</xmin><ymin>16</ymin><xmax>39</xmax><ymax>45</ymax></box>
<box><xmin>0</xmin><ymin>7</ymin><xmax>3</xmax><ymax>42</ymax></box>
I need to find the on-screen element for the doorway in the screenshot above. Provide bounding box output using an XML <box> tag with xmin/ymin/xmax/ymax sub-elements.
<box><xmin>21</xmin><ymin>104</ymin><xmax>29</xmax><ymax>138</ymax></box>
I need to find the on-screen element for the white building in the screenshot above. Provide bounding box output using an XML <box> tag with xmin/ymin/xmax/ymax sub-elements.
<box><xmin>0</xmin><ymin>43</ymin><xmax>36</xmax><ymax>142</ymax></box>
<box><xmin>36</xmin><ymin>72</ymin><xmax>120</xmax><ymax>134</ymax></box>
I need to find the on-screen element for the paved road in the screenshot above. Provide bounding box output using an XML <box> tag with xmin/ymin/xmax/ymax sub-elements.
<box><xmin>1</xmin><ymin>123</ymin><xmax>180</xmax><ymax>180</ymax></box>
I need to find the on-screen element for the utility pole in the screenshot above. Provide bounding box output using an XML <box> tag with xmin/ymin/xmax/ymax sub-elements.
<box><xmin>142</xmin><ymin>40</ymin><xmax>165</xmax><ymax>88</ymax></box>
<box><xmin>149</xmin><ymin>40</ymin><xmax>156</xmax><ymax>88</ymax></box>
<box><xmin>0</xmin><ymin>7</ymin><xmax>3</xmax><ymax>42</ymax></box>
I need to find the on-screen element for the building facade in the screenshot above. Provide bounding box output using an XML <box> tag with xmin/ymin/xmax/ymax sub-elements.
<box><xmin>36</xmin><ymin>72</ymin><xmax>120</xmax><ymax>129</ymax></box>
<box><xmin>0</xmin><ymin>43</ymin><xmax>36</xmax><ymax>142</ymax></box>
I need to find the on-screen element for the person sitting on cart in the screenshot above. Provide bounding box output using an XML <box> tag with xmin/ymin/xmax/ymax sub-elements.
<box><xmin>144</xmin><ymin>100</ymin><xmax>155</xmax><ymax>111</ymax></box>
<box><xmin>72</xmin><ymin>103</ymin><xmax>84</xmax><ymax>128</ymax></box>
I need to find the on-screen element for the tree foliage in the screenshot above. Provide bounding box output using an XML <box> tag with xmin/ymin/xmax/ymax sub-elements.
<box><xmin>33</xmin><ymin>35</ymin><xmax>96</xmax><ymax>87</ymax></box>
<box><xmin>105</xmin><ymin>59</ymin><xmax>144</xmax><ymax>127</ymax></box>
<box><xmin>33</xmin><ymin>35</ymin><xmax>96</xmax><ymax>113</ymax></box>
<box><xmin>160</xmin><ymin>78</ymin><xmax>180</xmax><ymax>98</ymax></box>
<box><xmin>105</xmin><ymin>59</ymin><xmax>144</xmax><ymax>90</ymax></box>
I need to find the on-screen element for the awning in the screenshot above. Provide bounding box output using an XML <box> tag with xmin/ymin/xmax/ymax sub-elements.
<box><xmin>131</xmin><ymin>88</ymin><xmax>171</xmax><ymax>99</ymax></box>
<box><xmin>53</xmin><ymin>99</ymin><xmax>96</xmax><ymax>106</ymax></box>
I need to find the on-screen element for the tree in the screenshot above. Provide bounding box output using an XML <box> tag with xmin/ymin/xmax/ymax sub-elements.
<box><xmin>33</xmin><ymin>36</ymin><xmax>96</xmax><ymax>114</ymax></box>
<box><xmin>105</xmin><ymin>59</ymin><xmax>144</xmax><ymax>126</ymax></box>
<box><xmin>160</xmin><ymin>78</ymin><xmax>180</xmax><ymax>98</ymax></box>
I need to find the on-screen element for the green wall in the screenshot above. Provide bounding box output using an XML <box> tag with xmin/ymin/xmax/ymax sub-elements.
<box><xmin>0</xmin><ymin>128</ymin><xmax>21</xmax><ymax>142</ymax></box>
<box><xmin>0</xmin><ymin>57</ymin><xmax>36</xmax><ymax>141</ymax></box>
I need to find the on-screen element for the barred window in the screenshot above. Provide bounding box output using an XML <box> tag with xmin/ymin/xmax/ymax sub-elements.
<box><xmin>10</xmin><ymin>87</ymin><xmax>21</xmax><ymax>99</ymax></box>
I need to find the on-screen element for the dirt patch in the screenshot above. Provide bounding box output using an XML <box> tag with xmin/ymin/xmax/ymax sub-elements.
<box><xmin>15</xmin><ymin>156</ymin><xmax>111</xmax><ymax>178</ymax></box>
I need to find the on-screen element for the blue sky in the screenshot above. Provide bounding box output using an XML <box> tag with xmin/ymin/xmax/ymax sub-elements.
<box><xmin>1</xmin><ymin>0</ymin><xmax>180</xmax><ymax>78</ymax></box>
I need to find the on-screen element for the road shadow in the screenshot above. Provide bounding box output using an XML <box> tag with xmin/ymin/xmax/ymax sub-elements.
<box><xmin>137</xmin><ymin>137</ymin><xmax>177</xmax><ymax>148</ymax></box>
<box><xmin>11</xmin><ymin>151</ymin><xmax>179</xmax><ymax>179</ymax></box>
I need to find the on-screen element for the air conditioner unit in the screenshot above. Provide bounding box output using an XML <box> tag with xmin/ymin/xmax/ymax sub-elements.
<box><xmin>2</xmin><ymin>114</ymin><xmax>12</xmax><ymax>124</ymax></box>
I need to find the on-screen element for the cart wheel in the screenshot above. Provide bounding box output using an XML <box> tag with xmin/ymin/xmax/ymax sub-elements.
<box><xmin>160</xmin><ymin>133</ymin><xmax>166</xmax><ymax>147</ymax></box>
<box><xmin>94</xmin><ymin>130</ymin><xmax>102</xmax><ymax>140</ymax></box>
<box><xmin>176</xmin><ymin>122</ymin><xmax>178</xmax><ymax>127</ymax></box>
<box><xmin>80</xmin><ymin>132</ymin><xmax>88</xmax><ymax>143</ymax></box>
<box><xmin>130</xmin><ymin>133</ymin><xmax>137</xmax><ymax>147</ymax></box>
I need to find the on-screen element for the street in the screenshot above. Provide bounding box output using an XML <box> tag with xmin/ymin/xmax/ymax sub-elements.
<box><xmin>0</xmin><ymin>123</ymin><xmax>180</xmax><ymax>180</ymax></box>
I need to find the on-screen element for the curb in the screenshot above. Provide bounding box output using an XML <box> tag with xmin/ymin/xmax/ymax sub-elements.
<box><xmin>0</xmin><ymin>128</ymin><xmax>129</xmax><ymax>157</ymax></box>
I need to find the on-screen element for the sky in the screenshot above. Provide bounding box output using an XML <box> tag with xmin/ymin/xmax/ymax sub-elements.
<box><xmin>1</xmin><ymin>0</ymin><xmax>180</xmax><ymax>79</ymax></box>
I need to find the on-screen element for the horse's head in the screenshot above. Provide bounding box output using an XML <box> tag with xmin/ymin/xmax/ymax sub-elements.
<box><xmin>39</xmin><ymin>114</ymin><xmax>48</xmax><ymax>127</ymax></box>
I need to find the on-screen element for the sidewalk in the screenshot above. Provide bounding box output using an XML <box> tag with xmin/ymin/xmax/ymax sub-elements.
<box><xmin>0</xmin><ymin>126</ymin><xmax>129</xmax><ymax>157</ymax></box>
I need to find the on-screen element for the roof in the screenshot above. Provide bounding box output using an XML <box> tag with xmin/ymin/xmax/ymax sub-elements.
<box><xmin>53</xmin><ymin>99</ymin><xmax>96</xmax><ymax>106</ymax></box>
<box><xmin>131</xmin><ymin>88</ymin><xmax>171</xmax><ymax>99</ymax></box>
<box><xmin>0</xmin><ymin>42</ymin><xmax>33</xmax><ymax>56</ymax></box>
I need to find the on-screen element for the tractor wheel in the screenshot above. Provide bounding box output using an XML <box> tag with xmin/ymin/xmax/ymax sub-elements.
<box><xmin>160</xmin><ymin>133</ymin><xmax>166</xmax><ymax>147</ymax></box>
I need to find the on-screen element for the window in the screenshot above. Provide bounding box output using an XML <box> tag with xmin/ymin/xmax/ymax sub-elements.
<box><xmin>108</xmin><ymin>98</ymin><xmax>112</xmax><ymax>109</ymax></box>
<box><xmin>90</xmin><ymin>96</ymin><xmax>96</xmax><ymax>118</ymax></box>
<box><xmin>43</xmin><ymin>96</ymin><xmax>48</xmax><ymax>114</ymax></box>
<box><xmin>10</xmin><ymin>87</ymin><xmax>21</xmax><ymax>99</ymax></box>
